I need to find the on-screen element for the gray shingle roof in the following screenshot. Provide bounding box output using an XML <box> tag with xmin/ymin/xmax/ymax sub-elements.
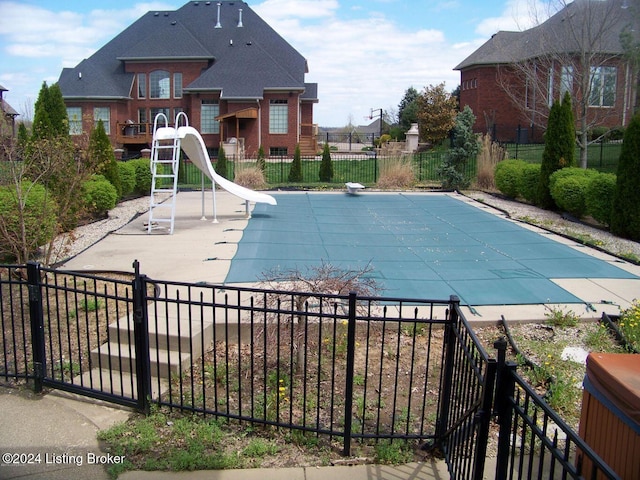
<box><xmin>455</xmin><ymin>0</ymin><xmax>638</xmax><ymax>70</ymax></box>
<box><xmin>58</xmin><ymin>1</ymin><xmax>314</xmax><ymax>100</ymax></box>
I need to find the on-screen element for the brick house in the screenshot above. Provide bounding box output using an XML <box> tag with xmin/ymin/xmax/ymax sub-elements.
<box><xmin>57</xmin><ymin>1</ymin><xmax>318</xmax><ymax>157</ymax></box>
<box><xmin>455</xmin><ymin>0</ymin><xmax>638</xmax><ymax>143</ymax></box>
<box><xmin>0</xmin><ymin>84</ymin><xmax>19</xmax><ymax>137</ymax></box>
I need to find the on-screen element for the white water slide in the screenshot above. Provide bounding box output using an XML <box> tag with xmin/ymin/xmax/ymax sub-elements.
<box><xmin>148</xmin><ymin>113</ymin><xmax>276</xmax><ymax>233</ymax></box>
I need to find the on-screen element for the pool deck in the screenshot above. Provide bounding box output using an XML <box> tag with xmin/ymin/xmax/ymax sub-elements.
<box><xmin>59</xmin><ymin>190</ymin><xmax>640</xmax><ymax>325</ymax></box>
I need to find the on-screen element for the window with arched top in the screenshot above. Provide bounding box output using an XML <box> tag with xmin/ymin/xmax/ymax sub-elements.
<box><xmin>150</xmin><ymin>70</ymin><xmax>170</xmax><ymax>99</ymax></box>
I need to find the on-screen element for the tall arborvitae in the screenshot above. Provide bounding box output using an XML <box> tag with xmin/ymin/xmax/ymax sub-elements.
<box><xmin>32</xmin><ymin>82</ymin><xmax>68</xmax><ymax>140</ymax></box>
<box><xmin>256</xmin><ymin>145</ymin><xmax>266</xmax><ymax>172</ymax></box>
<box><xmin>288</xmin><ymin>144</ymin><xmax>303</xmax><ymax>182</ymax></box>
<box><xmin>538</xmin><ymin>93</ymin><xmax>576</xmax><ymax>209</ymax></box>
<box><xmin>610</xmin><ymin>113</ymin><xmax>640</xmax><ymax>241</ymax></box>
<box><xmin>90</xmin><ymin>120</ymin><xmax>121</xmax><ymax>198</ymax></box>
<box><xmin>318</xmin><ymin>142</ymin><xmax>333</xmax><ymax>182</ymax></box>
<box><xmin>216</xmin><ymin>146</ymin><xmax>229</xmax><ymax>179</ymax></box>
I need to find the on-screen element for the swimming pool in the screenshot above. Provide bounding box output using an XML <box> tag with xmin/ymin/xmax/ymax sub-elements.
<box><xmin>225</xmin><ymin>192</ymin><xmax>637</xmax><ymax>306</ymax></box>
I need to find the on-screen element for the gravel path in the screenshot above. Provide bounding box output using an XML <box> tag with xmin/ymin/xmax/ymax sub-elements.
<box><xmin>45</xmin><ymin>191</ymin><xmax>640</xmax><ymax>266</ymax></box>
<box><xmin>466</xmin><ymin>191</ymin><xmax>640</xmax><ymax>261</ymax></box>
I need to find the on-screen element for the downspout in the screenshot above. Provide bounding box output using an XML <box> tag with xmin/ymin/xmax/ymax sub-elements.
<box><xmin>256</xmin><ymin>99</ymin><xmax>261</xmax><ymax>152</ymax></box>
<box><xmin>623</xmin><ymin>62</ymin><xmax>630</xmax><ymax>126</ymax></box>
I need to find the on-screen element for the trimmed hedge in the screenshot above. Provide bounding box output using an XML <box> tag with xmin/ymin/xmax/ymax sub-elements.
<box><xmin>83</xmin><ymin>175</ymin><xmax>118</xmax><ymax>214</ymax></box>
<box><xmin>585</xmin><ymin>172</ymin><xmax>616</xmax><ymax>226</ymax></box>
<box><xmin>519</xmin><ymin>163</ymin><xmax>541</xmax><ymax>204</ymax></box>
<box><xmin>494</xmin><ymin>159</ymin><xmax>527</xmax><ymax>198</ymax></box>
<box><xmin>0</xmin><ymin>181</ymin><xmax>58</xmax><ymax>261</ymax></box>
<box><xmin>127</xmin><ymin>158</ymin><xmax>152</xmax><ymax>195</ymax></box>
<box><xmin>117</xmin><ymin>161</ymin><xmax>137</xmax><ymax>197</ymax></box>
<box><xmin>549</xmin><ymin>168</ymin><xmax>599</xmax><ymax>218</ymax></box>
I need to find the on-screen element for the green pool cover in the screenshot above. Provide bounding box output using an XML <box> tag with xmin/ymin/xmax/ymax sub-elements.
<box><xmin>225</xmin><ymin>193</ymin><xmax>637</xmax><ymax>305</ymax></box>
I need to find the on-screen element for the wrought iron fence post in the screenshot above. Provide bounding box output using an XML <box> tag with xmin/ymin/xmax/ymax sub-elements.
<box><xmin>132</xmin><ymin>260</ymin><xmax>152</xmax><ymax>414</ymax></box>
<box><xmin>472</xmin><ymin>358</ymin><xmax>497</xmax><ymax>480</ymax></box>
<box><xmin>26</xmin><ymin>262</ymin><xmax>46</xmax><ymax>392</ymax></box>
<box><xmin>435</xmin><ymin>295</ymin><xmax>460</xmax><ymax>443</ymax></box>
<box><xmin>493</xmin><ymin>337</ymin><xmax>516</xmax><ymax>480</ymax></box>
<box><xmin>342</xmin><ymin>291</ymin><xmax>357</xmax><ymax>456</ymax></box>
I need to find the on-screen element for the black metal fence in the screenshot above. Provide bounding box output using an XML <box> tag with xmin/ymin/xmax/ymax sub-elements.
<box><xmin>175</xmin><ymin>150</ymin><xmax>461</xmax><ymax>189</ymax></box>
<box><xmin>168</xmin><ymin>141</ymin><xmax>620</xmax><ymax>191</ymax></box>
<box><xmin>0</xmin><ymin>262</ymin><xmax>622</xmax><ymax>478</ymax></box>
<box><xmin>493</xmin><ymin>340</ymin><xmax>619</xmax><ymax>480</ymax></box>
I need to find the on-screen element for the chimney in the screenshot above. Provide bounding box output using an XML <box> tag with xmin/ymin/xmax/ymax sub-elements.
<box><xmin>237</xmin><ymin>8</ymin><xmax>243</xmax><ymax>27</ymax></box>
<box><xmin>215</xmin><ymin>2</ymin><xmax>222</xmax><ymax>28</ymax></box>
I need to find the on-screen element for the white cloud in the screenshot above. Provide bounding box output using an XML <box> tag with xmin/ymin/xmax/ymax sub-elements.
<box><xmin>0</xmin><ymin>0</ymin><xmax>552</xmax><ymax>126</ymax></box>
<box><xmin>475</xmin><ymin>0</ymin><xmax>553</xmax><ymax>37</ymax></box>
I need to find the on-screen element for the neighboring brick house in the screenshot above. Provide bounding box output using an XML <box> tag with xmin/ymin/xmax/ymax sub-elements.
<box><xmin>455</xmin><ymin>0</ymin><xmax>638</xmax><ymax>143</ymax></box>
<box><xmin>0</xmin><ymin>84</ymin><xmax>19</xmax><ymax>137</ymax></box>
<box><xmin>57</xmin><ymin>1</ymin><xmax>318</xmax><ymax>157</ymax></box>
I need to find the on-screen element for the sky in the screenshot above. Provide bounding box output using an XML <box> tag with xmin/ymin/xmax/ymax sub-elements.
<box><xmin>0</xmin><ymin>0</ymin><xmax>553</xmax><ymax>127</ymax></box>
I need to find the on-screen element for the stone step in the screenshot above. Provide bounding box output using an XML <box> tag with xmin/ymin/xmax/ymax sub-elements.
<box><xmin>73</xmin><ymin>368</ymin><xmax>168</xmax><ymax>399</ymax></box>
<box><xmin>106</xmin><ymin>317</ymin><xmax>213</xmax><ymax>357</ymax></box>
<box><xmin>90</xmin><ymin>342</ymin><xmax>192</xmax><ymax>378</ymax></box>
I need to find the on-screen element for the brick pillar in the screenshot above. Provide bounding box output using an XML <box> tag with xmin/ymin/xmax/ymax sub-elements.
<box><xmin>141</xmin><ymin>148</ymin><xmax>151</xmax><ymax>159</ymax></box>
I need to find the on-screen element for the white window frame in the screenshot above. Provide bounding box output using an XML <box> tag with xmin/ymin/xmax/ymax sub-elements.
<box><xmin>150</xmin><ymin>70</ymin><xmax>170</xmax><ymax>99</ymax></box>
<box><xmin>201</xmin><ymin>100</ymin><xmax>220</xmax><ymax>134</ymax></box>
<box><xmin>269</xmin><ymin>99</ymin><xmax>288</xmax><ymax>134</ymax></box>
<box><xmin>94</xmin><ymin>107</ymin><xmax>110</xmax><ymax>134</ymax></box>
<box><xmin>67</xmin><ymin>107</ymin><xmax>82</xmax><ymax>135</ymax></box>
<box><xmin>589</xmin><ymin>66</ymin><xmax>617</xmax><ymax>107</ymax></box>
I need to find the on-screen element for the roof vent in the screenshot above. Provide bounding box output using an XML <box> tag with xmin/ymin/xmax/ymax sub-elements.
<box><xmin>237</xmin><ymin>8</ymin><xmax>243</xmax><ymax>27</ymax></box>
<box><xmin>215</xmin><ymin>2</ymin><xmax>222</xmax><ymax>28</ymax></box>
<box><xmin>78</xmin><ymin>72</ymin><xmax>82</xmax><ymax>80</ymax></box>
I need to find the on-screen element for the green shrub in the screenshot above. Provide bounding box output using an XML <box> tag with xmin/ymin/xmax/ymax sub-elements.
<box><xmin>609</xmin><ymin>126</ymin><xmax>625</xmax><ymax>141</ymax></box>
<box><xmin>0</xmin><ymin>181</ymin><xmax>58</xmax><ymax>262</ymax></box>
<box><xmin>549</xmin><ymin>172</ymin><xmax>595</xmax><ymax>218</ymax></box>
<box><xmin>288</xmin><ymin>144</ymin><xmax>303</xmax><ymax>183</ymax></box>
<box><xmin>611</xmin><ymin>113</ymin><xmax>640</xmax><ymax>240</ymax></box>
<box><xmin>494</xmin><ymin>159</ymin><xmax>526</xmax><ymax>198</ymax></box>
<box><xmin>128</xmin><ymin>158</ymin><xmax>152</xmax><ymax>195</ymax></box>
<box><xmin>519</xmin><ymin>163</ymin><xmax>541</xmax><ymax>204</ymax></box>
<box><xmin>83</xmin><ymin>176</ymin><xmax>118</xmax><ymax>214</ymax></box>
<box><xmin>118</xmin><ymin>161</ymin><xmax>137</xmax><ymax>197</ymax></box>
<box><xmin>548</xmin><ymin>167</ymin><xmax>597</xmax><ymax>193</ymax></box>
<box><xmin>318</xmin><ymin>142</ymin><xmax>333</xmax><ymax>182</ymax></box>
<box><xmin>585</xmin><ymin>172</ymin><xmax>617</xmax><ymax>226</ymax></box>
<box><xmin>588</xmin><ymin>126</ymin><xmax>609</xmax><ymax>142</ymax></box>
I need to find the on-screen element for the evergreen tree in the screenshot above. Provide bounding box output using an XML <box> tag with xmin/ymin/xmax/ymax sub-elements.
<box><xmin>32</xmin><ymin>82</ymin><xmax>68</xmax><ymax>140</ymax></box>
<box><xmin>437</xmin><ymin>106</ymin><xmax>479</xmax><ymax>190</ymax></box>
<box><xmin>288</xmin><ymin>144</ymin><xmax>303</xmax><ymax>183</ymax></box>
<box><xmin>90</xmin><ymin>120</ymin><xmax>121</xmax><ymax>198</ymax></box>
<box><xmin>256</xmin><ymin>145</ymin><xmax>266</xmax><ymax>172</ymax></box>
<box><xmin>610</xmin><ymin>113</ymin><xmax>640</xmax><ymax>241</ymax></box>
<box><xmin>216</xmin><ymin>146</ymin><xmax>229</xmax><ymax>179</ymax></box>
<box><xmin>318</xmin><ymin>142</ymin><xmax>333</xmax><ymax>182</ymax></box>
<box><xmin>17</xmin><ymin>123</ymin><xmax>29</xmax><ymax>150</ymax></box>
<box><xmin>398</xmin><ymin>87</ymin><xmax>420</xmax><ymax>132</ymax></box>
<box><xmin>538</xmin><ymin>93</ymin><xmax>576</xmax><ymax>209</ymax></box>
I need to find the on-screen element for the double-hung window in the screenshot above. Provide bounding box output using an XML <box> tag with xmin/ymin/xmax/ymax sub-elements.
<box><xmin>67</xmin><ymin>107</ymin><xmax>82</xmax><ymax>135</ymax></box>
<box><xmin>589</xmin><ymin>66</ymin><xmax>616</xmax><ymax>107</ymax></box>
<box><xmin>94</xmin><ymin>107</ymin><xmax>110</xmax><ymax>134</ymax></box>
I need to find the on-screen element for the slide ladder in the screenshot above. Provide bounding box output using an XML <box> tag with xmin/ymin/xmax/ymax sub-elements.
<box><xmin>147</xmin><ymin>113</ymin><xmax>182</xmax><ymax>234</ymax></box>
